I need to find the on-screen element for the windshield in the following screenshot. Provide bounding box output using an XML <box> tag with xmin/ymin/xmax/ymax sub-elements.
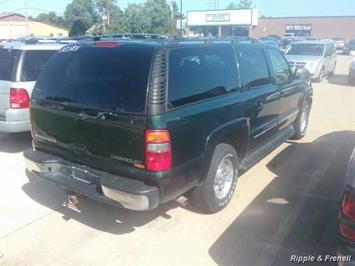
<box><xmin>33</xmin><ymin>44</ymin><xmax>154</xmax><ymax>114</ymax></box>
<box><xmin>286</xmin><ymin>44</ymin><xmax>324</xmax><ymax>56</ymax></box>
<box><xmin>0</xmin><ymin>49</ymin><xmax>20</xmax><ymax>81</ymax></box>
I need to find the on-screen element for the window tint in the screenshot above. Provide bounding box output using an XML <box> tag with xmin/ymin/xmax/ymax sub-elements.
<box><xmin>33</xmin><ymin>44</ymin><xmax>154</xmax><ymax>114</ymax></box>
<box><xmin>239</xmin><ymin>48</ymin><xmax>270</xmax><ymax>88</ymax></box>
<box><xmin>168</xmin><ymin>46</ymin><xmax>238</xmax><ymax>108</ymax></box>
<box><xmin>267</xmin><ymin>48</ymin><xmax>291</xmax><ymax>84</ymax></box>
<box><xmin>0</xmin><ymin>49</ymin><xmax>20</xmax><ymax>81</ymax></box>
<box><xmin>21</xmin><ymin>50</ymin><xmax>56</xmax><ymax>81</ymax></box>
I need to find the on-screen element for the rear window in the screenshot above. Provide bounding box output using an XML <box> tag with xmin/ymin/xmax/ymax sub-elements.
<box><xmin>168</xmin><ymin>45</ymin><xmax>238</xmax><ymax>108</ymax></box>
<box><xmin>0</xmin><ymin>49</ymin><xmax>20</xmax><ymax>81</ymax></box>
<box><xmin>20</xmin><ymin>50</ymin><xmax>56</xmax><ymax>82</ymax></box>
<box><xmin>33</xmin><ymin>44</ymin><xmax>154</xmax><ymax>114</ymax></box>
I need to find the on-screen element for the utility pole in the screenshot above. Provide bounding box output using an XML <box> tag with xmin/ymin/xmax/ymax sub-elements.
<box><xmin>24</xmin><ymin>0</ymin><xmax>29</xmax><ymax>37</ymax></box>
<box><xmin>180</xmin><ymin>0</ymin><xmax>183</xmax><ymax>36</ymax></box>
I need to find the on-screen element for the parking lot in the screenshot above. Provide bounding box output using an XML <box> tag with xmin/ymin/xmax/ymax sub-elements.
<box><xmin>0</xmin><ymin>55</ymin><xmax>354</xmax><ymax>266</ymax></box>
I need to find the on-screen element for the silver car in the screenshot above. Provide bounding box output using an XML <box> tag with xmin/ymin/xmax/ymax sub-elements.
<box><xmin>349</xmin><ymin>58</ymin><xmax>355</xmax><ymax>85</ymax></box>
<box><xmin>0</xmin><ymin>42</ymin><xmax>63</xmax><ymax>133</ymax></box>
<box><xmin>285</xmin><ymin>41</ymin><xmax>337</xmax><ymax>82</ymax></box>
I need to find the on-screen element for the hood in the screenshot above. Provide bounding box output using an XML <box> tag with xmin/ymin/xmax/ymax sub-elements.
<box><xmin>285</xmin><ymin>55</ymin><xmax>321</xmax><ymax>62</ymax></box>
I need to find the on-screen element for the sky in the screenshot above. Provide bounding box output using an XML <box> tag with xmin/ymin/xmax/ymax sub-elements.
<box><xmin>0</xmin><ymin>0</ymin><xmax>354</xmax><ymax>17</ymax></box>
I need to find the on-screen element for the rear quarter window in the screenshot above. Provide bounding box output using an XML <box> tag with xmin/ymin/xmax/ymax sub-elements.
<box><xmin>20</xmin><ymin>50</ymin><xmax>57</xmax><ymax>82</ymax></box>
<box><xmin>168</xmin><ymin>45</ymin><xmax>239</xmax><ymax>108</ymax></box>
<box><xmin>0</xmin><ymin>49</ymin><xmax>20</xmax><ymax>81</ymax></box>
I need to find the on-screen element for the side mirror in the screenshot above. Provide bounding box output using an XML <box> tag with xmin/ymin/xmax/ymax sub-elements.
<box><xmin>295</xmin><ymin>68</ymin><xmax>310</xmax><ymax>81</ymax></box>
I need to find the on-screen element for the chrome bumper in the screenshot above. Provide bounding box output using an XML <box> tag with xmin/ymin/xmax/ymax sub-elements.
<box><xmin>24</xmin><ymin>150</ymin><xmax>159</xmax><ymax>211</ymax></box>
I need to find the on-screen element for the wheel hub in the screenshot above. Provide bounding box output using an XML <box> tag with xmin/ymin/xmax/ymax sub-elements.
<box><xmin>214</xmin><ymin>155</ymin><xmax>234</xmax><ymax>199</ymax></box>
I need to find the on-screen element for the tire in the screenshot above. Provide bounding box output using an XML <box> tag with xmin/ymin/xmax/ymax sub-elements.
<box><xmin>191</xmin><ymin>144</ymin><xmax>238</xmax><ymax>213</ymax></box>
<box><xmin>292</xmin><ymin>100</ymin><xmax>311</xmax><ymax>140</ymax></box>
<box><xmin>316</xmin><ymin>67</ymin><xmax>324</xmax><ymax>82</ymax></box>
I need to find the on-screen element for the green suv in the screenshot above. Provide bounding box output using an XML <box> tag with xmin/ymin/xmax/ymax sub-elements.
<box><xmin>24</xmin><ymin>39</ymin><xmax>313</xmax><ymax>213</ymax></box>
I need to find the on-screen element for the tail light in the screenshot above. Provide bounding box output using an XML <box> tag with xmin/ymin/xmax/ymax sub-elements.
<box><xmin>340</xmin><ymin>185</ymin><xmax>355</xmax><ymax>241</ymax></box>
<box><xmin>95</xmin><ymin>42</ymin><xmax>120</xmax><ymax>47</ymax></box>
<box><xmin>342</xmin><ymin>185</ymin><xmax>355</xmax><ymax>221</ymax></box>
<box><xmin>340</xmin><ymin>221</ymin><xmax>355</xmax><ymax>242</ymax></box>
<box><xmin>145</xmin><ymin>130</ymin><xmax>171</xmax><ymax>172</ymax></box>
<box><xmin>10</xmin><ymin>88</ymin><xmax>30</xmax><ymax>109</ymax></box>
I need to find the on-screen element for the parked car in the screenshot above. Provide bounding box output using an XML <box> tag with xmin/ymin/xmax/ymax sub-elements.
<box><xmin>344</xmin><ymin>40</ymin><xmax>355</xmax><ymax>56</ymax></box>
<box><xmin>333</xmin><ymin>38</ymin><xmax>347</xmax><ymax>50</ymax></box>
<box><xmin>285</xmin><ymin>41</ymin><xmax>337</xmax><ymax>82</ymax></box>
<box><xmin>337</xmin><ymin>147</ymin><xmax>355</xmax><ymax>265</ymax></box>
<box><xmin>260</xmin><ymin>38</ymin><xmax>281</xmax><ymax>49</ymax></box>
<box><xmin>348</xmin><ymin>58</ymin><xmax>355</xmax><ymax>85</ymax></box>
<box><xmin>0</xmin><ymin>42</ymin><xmax>63</xmax><ymax>133</ymax></box>
<box><xmin>24</xmin><ymin>40</ymin><xmax>313</xmax><ymax>213</ymax></box>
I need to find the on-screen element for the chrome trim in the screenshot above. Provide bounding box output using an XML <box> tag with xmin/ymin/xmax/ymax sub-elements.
<box><xmin>254</xmin><ymin>120</ymin><xmax>278</xmax><ymax>139</ymax></box>
<box><xmin>102</xmin><ymin>185</ymin><xmax>150</xmax><ymax>211</ymax></box>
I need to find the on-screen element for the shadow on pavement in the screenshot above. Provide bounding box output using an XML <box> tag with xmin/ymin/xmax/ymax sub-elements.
<box><xmin>0</xmin><ymin>132</ymin><xmax>32</xmax><ymax>153</ymax></box>
<box><xmin>209</xmin><ymin>131</ymin><xmax>355</xmax><ymax>266</ymax></box>
<box><xmin>328</xmin><ymin>74</ymin><xmax>352</xmax><ymax>87</ymax></box>
<box><xmin>22</xmin><ymin>170</ymin><xmax>182</xmax><ymax>235</ymax></box>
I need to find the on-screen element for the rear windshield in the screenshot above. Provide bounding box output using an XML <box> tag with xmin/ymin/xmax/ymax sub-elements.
<box><xmin>20</xmin><ymin>50</ymin><xmax>56</xmax><ymax>82</ymax></box>
<box><xmin>0</xmin><ymin>49</ymin><xmax>20</xmax><ymax>81</ymax></box>
<box><xmin>33</xmin><ymin>44</ymin><xmax>154</xmax><ymax>114</ymax></box>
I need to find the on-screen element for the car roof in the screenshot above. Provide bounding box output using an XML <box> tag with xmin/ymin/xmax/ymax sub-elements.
<box><xmin>68</xmin><ymin>38</ymin><xmax>264</xmax><ymax>50</ymax></box>
<box><xmin>0</xmin><ymin>42</ymin><xmax>64</xmax><ymax>50</ymax></box>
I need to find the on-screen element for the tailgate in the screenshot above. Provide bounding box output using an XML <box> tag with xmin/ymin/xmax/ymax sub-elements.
<box><xmin>32</xmin><ymin>101</ymin><xmax>146</xmax><ymax>175</ymax></box>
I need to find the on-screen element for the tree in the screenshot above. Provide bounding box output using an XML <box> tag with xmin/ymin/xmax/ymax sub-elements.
<box><xmin>226</xmin><ymin>0</ymin><xmax>254</xmax><ymax>9</ymax></box>
<box><xmin>64</xmin><ymin>0</ymin><xmax>125</xmax><ymax>36</ymax></box>
<box><xmin>143</xmin><ymin>0</ymin><xmax>172</xmax><ymax>34</ymax></box>
<box><xmin>37</xmin><ymin>12</ymin><xmax>66</xmax><ymax>28</ymax></box>
<box><xmin>124</xmin><ymin>3</ymin><xmax>150</xmax><ymax>33</ymax></box>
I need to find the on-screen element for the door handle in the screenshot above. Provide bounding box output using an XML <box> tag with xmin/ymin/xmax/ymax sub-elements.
<box><xmin>255</xmin><ymin>100</ymin><xmax>264</xmax><ymax>111</ymax></box>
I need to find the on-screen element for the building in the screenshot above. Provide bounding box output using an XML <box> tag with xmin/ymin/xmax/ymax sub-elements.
<box><xmin>187</xmin><ymin>9</ymin><xmax>259</xmax><ymax>37</ymax></box>
<box><xmin>252</xmin><ymin>16</ymin><xmax>355</xmax><ymax>40</ymax></box>
<box><xmin>0</xmin><ymin>13</ymin><xmax>68</xmax><ymax>40</ymax></box>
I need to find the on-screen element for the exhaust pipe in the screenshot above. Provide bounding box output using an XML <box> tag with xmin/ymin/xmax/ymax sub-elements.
<box><xmin>67</xmin><ymin>191</ymin><xmax>81</xmax><ymax>206</ymax></box>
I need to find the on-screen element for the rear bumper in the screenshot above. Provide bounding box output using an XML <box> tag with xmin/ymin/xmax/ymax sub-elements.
<box><xmin>0</xmin><ymin>108</ymin><xmax>30</xmax><ymax>133</ymax></box>
<box><xmin>23</xmin><ymin>150</ymin><xmax>159</xmax><ymax>211</ymax></box>
<box><xmin>0</xmin><ymin>120</ymin><xmax>30</xmax><ymax>133</ymax></box>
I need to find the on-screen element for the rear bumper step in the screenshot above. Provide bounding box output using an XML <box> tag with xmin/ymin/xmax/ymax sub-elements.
<box><xmin>23</xmin><ymin>150</ymin><xmax>159</xmax><ymax>211</ymax></box>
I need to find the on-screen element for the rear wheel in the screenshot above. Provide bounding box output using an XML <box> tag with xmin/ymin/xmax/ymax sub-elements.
<box><xmin>191</xmin><ymin>144</ymin><xmax>238</xmax><ymax>213</ymax></box>
<box><xmin>292</xmin><ymin>100</ymin><xmax>310</xmax><ymax>140</ymax></box>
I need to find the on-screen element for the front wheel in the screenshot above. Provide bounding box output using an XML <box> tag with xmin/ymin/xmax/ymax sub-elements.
<box><xmin>292</xmin><ymin>100</ymin><xmax>311</xmax><ymax>140</ymax></box>
<box><xmin>191</xmin><ymin>144</ymin><xmax>238</xmax><ymax>213</ymax></box>
<box><xmin>316</xmin><ymin>67</ymin><xmax>325</xmax><ymax>82</ymax></box>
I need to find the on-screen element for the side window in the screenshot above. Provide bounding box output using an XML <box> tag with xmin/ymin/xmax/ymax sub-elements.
<box><xmin>266</xmin><ymin>48</ymin><xmax>291</xmax><ymax>85</ymax></box>
<box><xmin>168</xmin><ymin>46</ymin><xmax>239</xmax><ymax>108</ymax></box>
<box><xmin>239</xmin><ymin>48</ymin><xmax>271</xmax><ymax>88</ymax></box>
<box><xmin>21</xmin><ymin>50</ymin><xmax>56</xmax><ymax>81</ymax></box>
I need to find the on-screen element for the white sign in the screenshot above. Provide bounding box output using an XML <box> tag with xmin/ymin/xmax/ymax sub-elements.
<box><xmin>188</xmin><ymin>9</ymin><xmax>259</xmax><ymax>26</ymax></box>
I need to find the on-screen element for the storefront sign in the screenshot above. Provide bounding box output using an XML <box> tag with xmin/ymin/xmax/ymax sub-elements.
<box><xmin>206</xmin><ymin>13</ymin><xmax>230</xmax><ymax>23</ymax></box>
